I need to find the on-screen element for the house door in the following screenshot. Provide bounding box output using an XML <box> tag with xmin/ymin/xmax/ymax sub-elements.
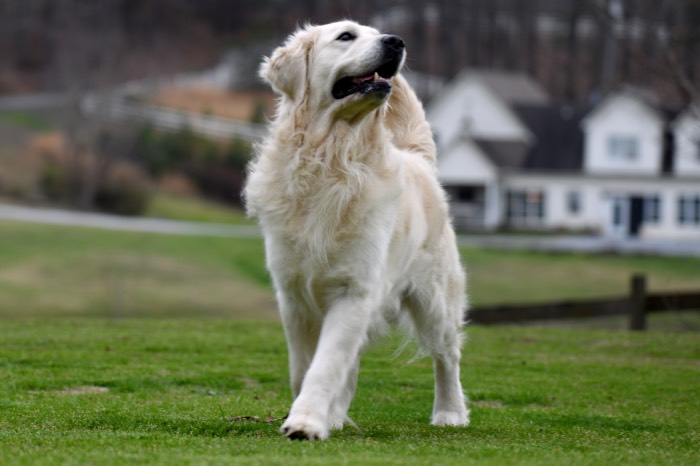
<box><xmin>609</xmin><ymin>196</ymin><xmax>629</xmax><ymax>237</ymax></box>
<box><xmin>628</xmin><ymin>196</ymin><xmax>644</xmax><ymax>237</ymax></box>
<box><xmin>609</xmin><ymin>196</ymin><xmax>644</xmax><ymax>238</ymax></box>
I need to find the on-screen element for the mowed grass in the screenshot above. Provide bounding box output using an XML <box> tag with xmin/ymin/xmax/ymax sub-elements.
<box><xmin>0</xmin><ymin>220</ymin><xmax>699</xmax><ymax>463</ymax></box>
<box><xmin>0</xmin><ymin>319</ymin><xmax>698</xmax><ymax>465</ymax></box>
<box><xmin>0</xmin><ymin>221</ymin><xmax>273</xmax><ymax>319</ymax></box>
<box><xmin>465</xmin><ymin>247</ymin><xmax>700</xmax><ymax>306</ymax></box>
<box><xmin>145</xmin><ymin>193</ymin><xmax>255</xmax><ymax>226</ymax></box>
<box><xmin>1</xmin><ymin>220</ymin><xmax>699</xmax><ymax>321</ymax></box>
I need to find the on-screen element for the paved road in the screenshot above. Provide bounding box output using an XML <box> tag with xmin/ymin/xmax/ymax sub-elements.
<box><xmin>0</xmin><ymin>92</ymin><xmax>72</xmax><ymax>111</ymax></box>
<box><xmin>2</xmin><ymin>203</ymin><xmax>699</xmax><ymax>257</ymax></box>
<box><xmin>0</xmin><ymin>204</ymin><xmax>261</xmax><ymax>238</ymax></box>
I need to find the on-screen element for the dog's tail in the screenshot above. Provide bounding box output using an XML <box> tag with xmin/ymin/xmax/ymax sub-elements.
<box><xmin>385</xmin><ymin>74</ymin><xmax>437</xmax><ymax>166</ymax></box>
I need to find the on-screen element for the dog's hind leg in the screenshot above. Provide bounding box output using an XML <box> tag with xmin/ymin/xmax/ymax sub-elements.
<box><xmin>405</xmin><ymin>278</ymin><xmax>470</xmax><ymax>427</ymax></box>
<box><xmin>430</xmin><ymin>339</ymin><xmax>470</xmax><ymax>426</ymax></box>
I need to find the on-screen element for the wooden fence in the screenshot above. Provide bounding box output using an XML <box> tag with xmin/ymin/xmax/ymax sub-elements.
<box><xmin>470</xmin><ymin>274</ymin><xmax>700</xmax><ymax>330</ymax></box>
<box><xmin>81</xmin><ymin>95</ymin><xmax>267</xmax><ymax>143</ymax></box>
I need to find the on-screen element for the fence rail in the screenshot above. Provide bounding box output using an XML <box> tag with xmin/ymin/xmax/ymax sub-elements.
<box><xmin>81</xmin><ymin>95</ymin><xmax>267</xmax><ymax>143</ymax></box>
<box><xmin>470</xmin><ymin>274</ymin><xmax>700</xmax><ymax>330</ymax></box>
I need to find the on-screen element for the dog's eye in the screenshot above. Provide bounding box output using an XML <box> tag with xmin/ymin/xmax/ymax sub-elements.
<box><xmin>336</xmin><ymin>32</ymin><xmax>356</xmax><ymax>42</ymax></box>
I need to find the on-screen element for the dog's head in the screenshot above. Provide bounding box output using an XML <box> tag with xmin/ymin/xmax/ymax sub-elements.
<box><xmin>260</xmin><ymin>20</ymin><xmax>405</xmax><ymax>122</ymax></box>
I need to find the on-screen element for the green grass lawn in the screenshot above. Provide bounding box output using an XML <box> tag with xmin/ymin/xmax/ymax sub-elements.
<box><xmin>0</xmin><ymin>319</ymin><xmax>698</xmax><ymax>465</ymax></box>
<box><xmin>145</xmin><ymin>193</ymin><xmax>254</xmax><ymax>226</ymax></box>
<box><xmin>0</xmin><ymin>221</ymin><xmax>273</xmax><ymax>319</ymax></box>
<box><xmin>1</xmin><ymin>220</ymin><xmax>698</xmax><ymax>322</ymax></box>
<box><xmin>1</xmin><ymin>221</ymin><xmax>699</xmax><ymax>463</ymax></box>
<box><xmin>0</xmin><ymin>110</ymin><xmax>53</xmax><ymax>132</ymax></box>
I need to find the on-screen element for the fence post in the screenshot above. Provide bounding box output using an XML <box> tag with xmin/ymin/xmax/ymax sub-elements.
<box><xmin>629</xmin><ymin>274</ymin><xmax>647</xmax><ymax>331</ymax></box>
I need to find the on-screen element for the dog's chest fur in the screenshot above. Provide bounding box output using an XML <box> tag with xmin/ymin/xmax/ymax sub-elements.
<box><xmin>250</xmin><ymin>131</ymin><xmax>401</xmax><ymax>250</ymax></box>
<box><xmin>245</xmin><ymin>127</ymin><xmax>407</xmax><ymax>313</ymax></box>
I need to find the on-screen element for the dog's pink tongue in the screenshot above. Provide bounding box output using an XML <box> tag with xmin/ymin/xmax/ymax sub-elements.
<box><xmin>353</xmin><ymin>74</ymin><xmax>375</xmax><ymax>84</ymax></box>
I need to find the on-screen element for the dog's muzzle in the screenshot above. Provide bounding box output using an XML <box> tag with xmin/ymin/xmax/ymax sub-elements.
<box><xmin>331</xmin><ymin>34</ymin><xmax>406</xmax><ymax>100</ymax></box>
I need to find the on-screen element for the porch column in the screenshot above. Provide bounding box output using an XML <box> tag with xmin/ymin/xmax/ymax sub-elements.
<box><xmin>484</xmin><ymin>183</ymin><xmax>501</xmax><ymax>229</ymax></box>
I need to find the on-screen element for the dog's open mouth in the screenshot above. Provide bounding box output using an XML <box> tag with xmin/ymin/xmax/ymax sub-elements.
<box><xmin>331</xmin><ymin>59</ymin><xmax>400</xmax><ymax>100</ymax></box>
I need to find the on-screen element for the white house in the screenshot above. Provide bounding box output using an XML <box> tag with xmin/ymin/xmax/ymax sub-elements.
<box><xmin>671</xmin><ymin>103</ymin><xmax>700</xmax><ymax>178</ymax></box>
<box><xmin>427</xmin><ymin>71</ymin><xmax>700</xmax><ymax>240</ymax></box>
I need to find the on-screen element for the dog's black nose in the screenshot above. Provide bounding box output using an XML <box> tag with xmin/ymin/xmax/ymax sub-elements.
<box><xmin>382</xmin><ymin>35</ymin><xmax>405</xmax><ymax>52</ymax></box>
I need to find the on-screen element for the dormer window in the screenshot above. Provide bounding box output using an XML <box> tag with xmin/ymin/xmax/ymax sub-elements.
<box><xmin>608</xmin><ymin>135</ymin><xmax>639</xmax><ymax>160</ymax></box>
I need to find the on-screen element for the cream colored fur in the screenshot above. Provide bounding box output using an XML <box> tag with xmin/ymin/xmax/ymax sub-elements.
<box><xmin>245</xmin><ymin>20</ymin><xmax>469</xmax><ymax>440</ymax></box>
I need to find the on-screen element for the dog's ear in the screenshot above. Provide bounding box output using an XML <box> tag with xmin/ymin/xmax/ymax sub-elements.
<box><xmin>260</xmin><ymin>29</ymin><xmax>313</xmax><ymax>100</ymax></box>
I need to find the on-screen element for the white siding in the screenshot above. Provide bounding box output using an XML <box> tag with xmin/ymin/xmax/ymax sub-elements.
<box><xmin>503</xmin><ymin>173</ymin><xmax>700</xmax><ymax>239</ymax></box>
<box><xmin>582</xmin><ymin>95</ymin><xmax>664</xmax><ymax>176</ymax></box>
<box><xmin>427</xmin><ymin>79</ymin><xmax>531</xmax><ymax>152</ymax></box>
<box><xmin>437</xmin><ymin>138</ymin><xmax>497</xmax><ymax>184</ymax></box>
<box><xmin>672</xmin><ymin>107</ymin><xmax>700</xmax><ymax>177</ymax></box>
<box><xmin>645</xmin><ymin>187</ymin><xmax>700</xmax><ymax>239</ymax></box>
<box><xmin>503</xmin><ymin>175</ymin><xmax>603</xmax><ymax>231</ymax></box>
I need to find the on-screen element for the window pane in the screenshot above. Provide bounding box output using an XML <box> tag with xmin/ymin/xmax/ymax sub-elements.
<box><xmin>608</xmin><ymin>136</ymin><xmax>638</xmax><ymax>159</ymax></box>
<box><xmin>678</xmin><ymin>196</ymin><xmax>700</xmax><ymax>225</ymax></box>
<box><xmin>568</xmin><ymin>191</ymin><xmax>581</xmax><ymax>214</ymax></box>
<box><xmin>678</xmin><ymin>197</ymin><xmax>686</xmax><ymax>224</ymax></box>
<box><xmin>644</xmin><ymin>196</ymin><xmax>660</xmax><ymax>223</ymax></box>
<box><xmin>614</xmin><ymin>200</ymin><xmax>623</xmax><ymax>226</ymax></box>
<box><xmin>507</xmin><ymin>189</ymin><xmax>544</xmax><ymax>224</ymax></box>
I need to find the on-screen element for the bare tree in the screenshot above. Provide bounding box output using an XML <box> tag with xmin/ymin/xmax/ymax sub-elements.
<box><xmin>587</xmin><ymin>0</ymin><xmax>699</xmax><ymax>105</ymax></box>
<box><xmin>47</xmin><ymin>0</ymin><xmax>127</xmax><ymax>209</ymax></box>
<box><xmin>565</xmin><ymin>0</ymin><xmax>583</xmax><ymax>101</ymax></box>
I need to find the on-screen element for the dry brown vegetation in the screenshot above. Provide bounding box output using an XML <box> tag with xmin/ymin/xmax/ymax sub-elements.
<box><xmin>150</xmin><ymin>86</ymin><xmax>275</xmax><ymax>122</ymax></box>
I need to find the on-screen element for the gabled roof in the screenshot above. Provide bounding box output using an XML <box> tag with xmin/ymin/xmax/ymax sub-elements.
<box><xmin>513</xmin><ymin>104</ymin><xmax>590</xmax><ymax>172</ymax></box>
<box><xmin>468</xmin><ymin>104</ymin><xmax>588</xmax><ymax>173</ymax></box>
<box><xmin>581</xmin><ymin>85</ymin><xmax>668</xmax><ymax>127</ymax></box>
<box><xmin>432</xmin><ymin>69</ymin><xmax>686</xmax><ymax>176</ymax></box>
<box><xmin>473</xmin><ymin>139</ymin><xmax>529</xmax><ymax>170</ymax></box>
<box><xmin>453</xmin><ymin>69</ymin><xmax>550</xmax><ymax>106</ymax></box>
<box><xmin>670</xmin><ymin>100</ymin><xmax>700</xmax><ymax>130</ymax></box>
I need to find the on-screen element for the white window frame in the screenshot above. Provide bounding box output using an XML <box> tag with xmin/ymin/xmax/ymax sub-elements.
<box><xmin>567</xmin><ymin>191</ymin><xmax>582</xmax><ymax>215</ymax></box>
<box><xmin>678</xmin><ymin>195</ymin><xmax>700</xmax><ymax>225</ymax></box>
<box><xmin>643</xmin><ymin>195</ymin><xmax>661</xmax><ymax>224</ymax></box>
<box><xmin>607</xmin><ymin>135</ymin><xmax>639</xmax><ymax>160</ymax></box>
<box><xmin>507</xmin><ymin>189</ymin><xmax>546</xmax><ymax>226</ymax></box>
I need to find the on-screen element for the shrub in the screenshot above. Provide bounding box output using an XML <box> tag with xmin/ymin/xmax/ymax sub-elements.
<box><xmin>223</xmin><ymin>138</ymin><xmax>252</xmax><ymax>171</ymax></box>
<box><xmin>185</xmin><ymin>164</ymin><xmax>246</xmax><ymax>207</ymax></box>
<box><xmin>94</xmin><ymin>163</ymin><xmax>151</xmax><ymax>216</ymax></box>
<box><xmin>157</xmin><ymin>172</ymin><xmax>198</xmax><ymax>197</ymax></box>
<box><xmin>39</xmin><ymin>159</ymin><xmax>72</xmax><ymax>202</ymax></box>
<box><xmin>130</xmin><ymin>126</ymin><xmax>253</xmax><ymax>207</ymax></box>
<box><xmin>33</xmin><ymin>133</ymin><xmax>151</xmax><ymax>216</ymax></box>
<box><xmin>249</xmin><ymin>99</ymin><xmax>267</xmax><ymax>125</ymax></box>
<box><xmin>132</xmin><ymin>126</ymin><xmax>251</xmax><ymax>176</ymax></box>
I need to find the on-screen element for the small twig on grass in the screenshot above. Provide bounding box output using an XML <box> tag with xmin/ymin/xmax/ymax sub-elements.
<box><xmin>228</xmin><ymin>413</ymin><xmax>286</xmax><ymax>423</ymax></box>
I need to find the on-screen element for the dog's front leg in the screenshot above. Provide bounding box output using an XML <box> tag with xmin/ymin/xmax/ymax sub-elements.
<box><xmin>281</xmin><ymin>296</ymin><xmax>371</xmax><ymax>440</ymax></box>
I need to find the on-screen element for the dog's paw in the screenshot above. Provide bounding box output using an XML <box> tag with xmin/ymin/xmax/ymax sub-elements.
<box><xmin>432</xmin><ymin>409</ymin><xmax>470</xmax><ymax>427</ymax></box>
<box><xmin>328</xmin><ymin>414</ymin><xmax>357</xmax><ymax>431</ymax></box>
<box><xmin>281</xmin><ymin>413</ymin><xmax>329</xmax><ymax>441</ymax></box>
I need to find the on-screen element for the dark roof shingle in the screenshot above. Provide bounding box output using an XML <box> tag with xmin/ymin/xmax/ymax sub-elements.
<box><xmin>512</xmin><ymin>104</ymin><xmax>590</xmax><ymax>172</ymax></box>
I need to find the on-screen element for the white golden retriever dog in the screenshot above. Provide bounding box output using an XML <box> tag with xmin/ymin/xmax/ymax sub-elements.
<box><xmin>245</xmin><ymin>20</ymin><xmax>469</xmax><ymax>440</ymax></box>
